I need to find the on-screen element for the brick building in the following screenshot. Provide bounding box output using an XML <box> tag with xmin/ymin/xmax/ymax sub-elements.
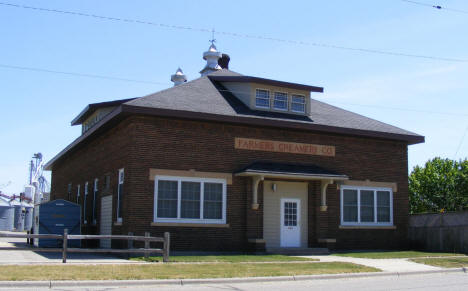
<box><xmin>45</xmin><ymin>45</ymin><xmax>424</xmax><ymax>252</ymax></box>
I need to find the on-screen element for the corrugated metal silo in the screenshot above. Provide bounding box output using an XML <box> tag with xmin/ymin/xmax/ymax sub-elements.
<box><xmin>38</xmin><ymin>199</ymin><xmax>81</xmax><ymax>248</ymax></box>
<box><xmin>0</xmin><ymin>197</ymin><xmax>14</xmax><ymax>231</ymax></box>
<box><xmin>11</xmin><ymin>198</ymin><xmax>25</xmax><ymax>231</ymax></box>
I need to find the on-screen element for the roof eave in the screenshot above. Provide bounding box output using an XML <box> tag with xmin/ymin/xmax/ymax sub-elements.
<box><xmin>235</xmin><ymin>170</ymin><xmax>349</xmax><ymax>181</ymax></box>
<box><xmin>121</xmin><ymin>104</ymin><xmax>425</xmax><ymax>144</ymax></box>
<box><xmin>46</xmin><ymin>104</ymin><xmax>424</xmax><ymax>171</ymax></box>
<box><xmin>70</xmin><ymin>98</ymin><xmax>137</xmax><ymax>126</ymax></box>
<box><xmin>209</xmin><ymin>75</ymin><xmax>324</xmax><ymax>93</ymax></box>
<box><xmin>70</xmin><ymin>105</ymin><xmax>91</xmax><ymax>126</ymax></box>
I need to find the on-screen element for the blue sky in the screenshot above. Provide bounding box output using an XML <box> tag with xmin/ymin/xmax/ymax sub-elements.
<box><xmin>1</xmin><ymin>0</ymin><xmax>467</xmax><ymax>195</ymax></box>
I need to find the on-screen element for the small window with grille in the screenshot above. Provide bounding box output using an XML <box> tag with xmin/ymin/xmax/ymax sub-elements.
<box><xmin>255</xmin><ymin>89</ymin><xmax>270</xmax><ymax>109</ymax></box>
<box><xmin>291</xmin><ymin>95</ymin><xmax>306</xmax><ymax>113</ymax></box>
<box><xmin>273</xmin><ymin>92</ymin><xmax>288</xmax><ymax>111</ymax></box>
<box><xmin>283</xmin><ymin>202</ymin><xmax>298</xmax><ymax>226</ymax></box>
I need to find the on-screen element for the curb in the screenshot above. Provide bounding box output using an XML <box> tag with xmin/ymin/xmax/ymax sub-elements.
<box><xmin>0</xmin><ymin>267</ymin><xmax>465</xmax><ymax>288</ymax></box>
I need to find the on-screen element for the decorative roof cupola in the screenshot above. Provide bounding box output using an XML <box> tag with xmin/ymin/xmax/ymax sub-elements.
<box><xmin>171</xmin><ymin>68</ymin><xmax>187</xmax><ymax>86</ymax></box>
<box><xmin>199</xmin><ymin>43</ymin><xmax>222</xmax><ymax>76</ymax></box>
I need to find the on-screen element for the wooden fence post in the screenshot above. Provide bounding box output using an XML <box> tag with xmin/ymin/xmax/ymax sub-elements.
<box><xmin>144</xmin><ymin>232</ymin><xmax>150</xmax><ymax>259</ymax></box>
<box><xmin>163</xmin><ymin>232</ymin><xmax>170</xmax><ymax>263</ymax></box>
<box><xmin>62</xmin><ymin>228</ymin><xmax>68</xmax><ymax>263</ymax></box>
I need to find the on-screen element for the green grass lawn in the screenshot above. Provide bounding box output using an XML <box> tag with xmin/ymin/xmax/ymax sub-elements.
<box><xmin>131</xmin><ymin>254</ymin><xmax>318</xmax><ymax>263</ymax></box>
<box><xmin>411</xmin><ymin>257</ymin><xmax>468</xmax><ymax>268</ymax></box>
<box><xmin>333</xmin><ymin>251</ymin><xmax>465</xmax><ymax>259</ymax></box>
<box><xmin>0</xmin><ymin>262</ymin><xmax>378</xmax><ymax>281</ymax></box>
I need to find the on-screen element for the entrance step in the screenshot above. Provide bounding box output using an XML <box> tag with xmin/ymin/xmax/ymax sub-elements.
<box><xmin>266</xmin><ymin>247</ymin><xmax>330</xmax><ymax>256</ymax></box>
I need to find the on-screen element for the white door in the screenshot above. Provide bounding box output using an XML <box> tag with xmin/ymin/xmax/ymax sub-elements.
<box><xmin>280</xmin><ymin>198</ymin><xmax>301</xmax><ymax>247</ymax></box>
<box><xmin>100</xmin><ymin>195</ymin><xmax>112</xmax><ymax>248</ymax></box>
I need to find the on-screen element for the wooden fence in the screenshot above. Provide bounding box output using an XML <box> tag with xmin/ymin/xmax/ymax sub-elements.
<box><xmin>409</xmin><ymin>211</ymin><xmax>468</xmax><ymax>254</ymax></box>
<box><xmin>0</xmin><ymin>229</ymin><xmax>170</xmax><ymax>263</ymax></box>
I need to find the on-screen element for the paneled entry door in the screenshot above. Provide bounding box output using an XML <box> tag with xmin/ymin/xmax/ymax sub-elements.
<box><xmin>100</xmin><ymin>195</ymin><xmax>112</xmax><ymax>248</ymax></box>
<box><xmin>280</xmin><ymin>198</ymin><xmax>301</xmax><ymax>247</ymax></box>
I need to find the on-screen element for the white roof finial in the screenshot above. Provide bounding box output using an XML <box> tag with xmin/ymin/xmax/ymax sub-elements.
<box><xmin>171</xmin><ymin>67</ymin><xmax>187</xmax><ymax>86</ymax></box>
<box><xmin>200</xmin><ymin>32</ymin><xmax>222</xmax><ymax>76</ymax></box>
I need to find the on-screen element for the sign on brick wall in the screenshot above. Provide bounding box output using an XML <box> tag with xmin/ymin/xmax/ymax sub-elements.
<box><xmin>235</xmin><ymin>137</ymin><xmax>335</xmax><ymax>157</ymax></box>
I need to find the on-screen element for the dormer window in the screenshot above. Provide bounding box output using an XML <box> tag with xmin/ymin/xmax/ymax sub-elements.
<box><xmin>291</xmin><ymin>95</ymin><xmax>306</xmax><ymax>113</ymax></box>
<box><xmin>273</xmin><ymin>92</ymin><xmax>288</xmax><ymax>111</ymax></box>
<box><xmin>255</xmin><ymin>89</ymin><xmax>270</xmax><ymax>108</ymax></box>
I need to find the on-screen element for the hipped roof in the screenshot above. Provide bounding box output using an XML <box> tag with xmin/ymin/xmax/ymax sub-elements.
<box><xmin>45</xmin><ymin>69</ymin><xmax>424</xmax><ymax>170</ymax></box>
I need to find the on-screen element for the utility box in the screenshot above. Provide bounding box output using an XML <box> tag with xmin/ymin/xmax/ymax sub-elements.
<box><xmin>38</xmin><ymin>199</ymin><xmax>81</xmax><ymax>248</ymax></box>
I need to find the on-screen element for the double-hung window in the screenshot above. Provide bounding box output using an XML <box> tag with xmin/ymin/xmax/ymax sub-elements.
<box><xmin>76</xmin><ymin>184</ymin><xmax>80</xmax><ymax>204</ymax></box>
<box><xmin>92</xmin><ymin>178</ymin><xmax>98</xmax><ymax>224</ymax></box>
<box><xmin>273</xmin><ymin>92</ymin><xmax>288</xmax><ymax>111</ymax></box>
<box><xmin>117</xmin><ymin>169</ymin><xmax>124</xmax><ymax>222</ymax></box>
<box><xmin>291</xmin><ymin>95</ymin><xmax>306</xmax><ymax>113</ymax></box>
<box><xmin>340</xmin><ymin>186</ymin><xmax>393</xmax><ymax>226</ymax></box>
<box><xmin>154</xmin><ymin>176</ymin><xmax>226</xmax><ymax>224</ymax></box>
<box><xmin>83</xmin><ymin>182</ymin><xmax>88</xmax><ymax>224</ymax></box>
<box><xmin>255</xmin><ymin>89</ymin><xmax>270</xmax><ymax>109</ymax></box>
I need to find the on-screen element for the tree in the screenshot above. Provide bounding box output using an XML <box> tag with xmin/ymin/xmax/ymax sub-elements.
<box><xmin>409</xmin><ymin>157</ymin><xmax>468</xmax><ymax>214</ymax></box>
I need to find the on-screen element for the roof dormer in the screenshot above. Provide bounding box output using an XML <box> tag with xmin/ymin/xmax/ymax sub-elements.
<box><xmin>208</xmin><ymin>75</ymin><xmax>323</xmax><ymax>117</ymax></box>
<box><xmin>71</xmin><ymin>98</ymin><xmax>136</xmax><ymax>134</ymax></box>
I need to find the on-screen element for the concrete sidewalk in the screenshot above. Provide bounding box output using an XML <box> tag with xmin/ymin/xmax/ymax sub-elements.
<box><xmin>0</xmin><ymin>231</ymin><xmax>135</xmax><ymax>265</ymax></box>
<box><xmin>300</xmin><ymin>255</ymin><xmax>442</xmax><ymax>272</ymax></box>
<box><xmin>0</xmin><ymin>231</ymin><xmax>453</xmax><ymax>271</ymax></box>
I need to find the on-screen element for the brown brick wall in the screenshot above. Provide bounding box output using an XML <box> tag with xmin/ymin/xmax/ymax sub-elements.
<box><xmin>51</xmin><ymin>114</ymin><xmax>410</xmax><ymax>251</ymax></box>
<box><xmin>50</xmin><ymin>119</ymin><xmax>135</xmax><ymax>247</ymax></box>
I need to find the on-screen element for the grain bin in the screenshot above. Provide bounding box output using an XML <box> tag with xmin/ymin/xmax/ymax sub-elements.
<box><xmin>11</xmin><ymin>198</ymin><xmax>25</xmax><ymax>231</ymax></box>
<box><xmin>0</xmin><ymin>197</ymin><xmax>14</xmax><ymax>231</ymax></box>
<box><xmin>38</xmin><ymin>199</ymin><xmax>81</xmax><ymax>248</ymax></box>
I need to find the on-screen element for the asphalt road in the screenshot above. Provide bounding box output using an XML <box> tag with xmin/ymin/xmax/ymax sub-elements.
<box><xmin>3</xmin><ymin>272</ymin><xmax>468</xmax><ymax>291</ymax></box>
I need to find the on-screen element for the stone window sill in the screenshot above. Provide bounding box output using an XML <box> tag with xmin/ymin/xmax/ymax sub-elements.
<box><xmin>151</xmin><ymin>222</ymin><xmax>229</xmax><ymax>228</ymax></box>
<box><xmin>339</xmin><ymin>225</ymin><xmax>396</xmax><ymax>230</ymax></box>
<box><xmin>113</xmin><ymin>221</ymin><xmax>122</xmax><ymax>226</ymax></box>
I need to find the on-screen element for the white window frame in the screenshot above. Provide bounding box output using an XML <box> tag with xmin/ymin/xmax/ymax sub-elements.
<box><xmin>273</xmin><ymin>91</ymin><xmax>288</xmax><ymax>111</ymax></box>
<box><xmin>117</xmin><ymin>168</ymin><xmax>124</xmax><ymax>222</ymax></box>
<box><xmin>83</xmin><ymin>182</ymin><xmax>88</xmax><ymax>224</ymax></box>
<box><xmin>76</xmin><ymin>184</ymin><xmax>80</xmax><ymax>204</ymax></box>
<box><xmin>255</xmin><ymin>88</ymin><xmax>271</xmax><ymax>109</ymax></box>
<box><xmin>154</xmin><ymin>175</ymin><xmax>227</xmax><ymax>224</ymax></box>
<box><xmin>340</xmin><ymin>185</ymin><xmax>393</xmax><ymax>226</ymax></box>
<box><xmin>291</xmin><ymin>94</ymin><xmax>306</xmax><ymax>113</ymax></box>
<box><xmin>92</xmin><ymin>178</ymin><xmax>98</xmax><ymax>225</ymax></box>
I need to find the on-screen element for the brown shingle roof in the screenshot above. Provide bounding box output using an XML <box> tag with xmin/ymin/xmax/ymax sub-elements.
<box><xmin>125</xmin><ymin>69</ymin><xmax>423</xmax><ymax>140</ymax></box>
<box><xmin>45</xmin><ymin>69</ymin><xmax>424</xmax><ymax>170</ymax></box>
